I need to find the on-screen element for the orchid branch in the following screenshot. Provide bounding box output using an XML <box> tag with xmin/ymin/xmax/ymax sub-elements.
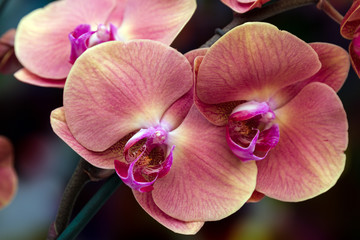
<box><xmin>202</xmin><ymin>0</ymin><xmax>322</xmax><ymax>48</ymax></box>
<box><xmin>47</xmin><ymin>159</ymin><xmax>91</xmax><ymax>239</ymax></box>
<box><xmin>317</xmin><ymin>0</ymin><xmax>344</xmax><ymax>24</ymax></box>
<box><xmin>56</xmin><ymin>174</ymin><xmax>122</xmax><ymax>240</ymax></box>
<box><xmin>47</xmin><ymin>158</ymin><xmax>114</xmax><ymax>239</ymax></box>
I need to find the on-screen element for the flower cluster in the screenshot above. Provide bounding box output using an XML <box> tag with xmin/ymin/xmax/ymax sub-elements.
<box><xmin>50</xmin><ymin>21</ymin><xmax>348</xmax><ymax>232</ymax></box>
<box><xmin>3</xmin><ymin>0</ymin><xmax>351</xmax><ymax>236</ymax></box>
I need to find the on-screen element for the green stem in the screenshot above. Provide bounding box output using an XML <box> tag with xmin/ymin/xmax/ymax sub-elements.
<box><xmin>201</xmin><ymin>0</ymin><xmax>320</xmax><ymax>48</ymax></box>
<box><xmin>57</xmin><ymin>174</ymin><xmax>122</xmax><ymax>240</ymax></box>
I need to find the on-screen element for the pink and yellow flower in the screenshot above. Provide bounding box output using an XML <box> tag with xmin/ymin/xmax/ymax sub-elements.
<box><xmin>221</xmin><ymin>0</ymin><xmax>271</xmax><ymax>14</ymax></box>
<box><xmin>14</xmin><ymin>0</ymin><xmax>196</xmax><ymax>88</ymax></box>
<box><xmin>0</xmin><ymin>136</ymin><xmax>17</xmax><ymax>209</ymax></box>
<box><xmin>194</xmin><ymin>22</ymin><xmax>349</xmax><ymax>201</ymax></box>
<box><xmin>341</xmin><ymin>0</ymin><xmax>360</xmax><ymax>77</ymax></box>
<box><xmin>50</xmin><ymin>40</ymin><xmax>257</xmax><ymax>233</ymax></box>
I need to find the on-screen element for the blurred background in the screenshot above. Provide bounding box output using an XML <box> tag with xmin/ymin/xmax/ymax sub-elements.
<box><xmin>0</xmin><ymin>0</ymin><xmax>358</xmax><ymax>239</ymax></box>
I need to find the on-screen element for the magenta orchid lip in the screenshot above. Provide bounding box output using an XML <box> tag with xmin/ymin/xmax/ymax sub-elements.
<box><xmin>226</xmin><ymin>101</ymin><xmax>279</xmax><ymax>161</ymax></box>
<box><xmin>69</xmin><ymin>23</ymin><xmax>122</xmax><ymax>64</ymax></box>
<box><xmin>115</xmin><ymin>126</ymin><xmax>174</xmax><ymax>193</ymax></box>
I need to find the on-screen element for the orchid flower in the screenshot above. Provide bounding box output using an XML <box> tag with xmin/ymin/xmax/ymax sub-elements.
<box><xmin>221</xmin><ymin>0</ymin><xmax>271</xmax><ymax>13</ymax></box>
<box><xmin>0</xmin><ymin>29</ymin><xmax>21</xmax><ymax>75</ymax></box>
<box><xmin>50</xmin><ymin>40</ymin><xmax>257</xmax><ymax>234</ymax></box>
<box><xmin>14</xmin><ymin>0</ymin><xmax>196</xmax><ymax>88</ymax></box>
<box><xmin>341</xmin><ymin>0</ymin><xmax>360</xmax><ymax>78</ymax></box>
<box><xmin>0</xmin><ymin>136</ymin><xmax>17</xmax><ymax>209</ymax></box>
<box><xmin>194</xmin><ymin>22</ymin><xmax>349</xmax><ymax>201</ymax></box>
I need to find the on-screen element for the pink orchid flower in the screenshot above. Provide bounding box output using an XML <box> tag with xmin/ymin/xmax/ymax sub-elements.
<box><xmin>50</xmin><ymin>40</ymin><xmax>257</xmax><ymax>234</ymax></box>
<box><xmin>0</xmin><ymin>136</ymin><xmax>17</xmax><ymax>209</ymax></box>
<box><xmin>14</xmin><ymin>0</ymin><xmax>196</xmax><ymax>88</ymax></box>
<box><xmin>0</xmin><ymin>29</ymin><xmax>22</xmax><ymax>75</ymax></box>
<box><xmin>221</xmin><ymin>0</ymin><xmax>271</xmax><ymax>14</ymax></box>
<box><xmin>341</xmin><ymin>0</ymin><xmax>360</xmax><ymax>78</ymax></box>
<box><xmin>194</xmin><ymin>22</ymin><xmax>349</xmax><ymax>201</ymax></box>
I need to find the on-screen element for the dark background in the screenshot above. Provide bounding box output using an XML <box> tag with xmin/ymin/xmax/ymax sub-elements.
<box><xmin>0</xmin><ymin>0</ymin><xmax>358</xmax><ymax>239</ymax></box>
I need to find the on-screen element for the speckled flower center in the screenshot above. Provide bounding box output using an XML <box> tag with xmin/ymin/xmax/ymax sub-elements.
<box><xmin>226</xmin><ymin>101</ymin><xmax>280</xmax><ymax>161</ymax></box>
<box><xmin>114</xmin><ymin>126</ymin><xmax>175</xmax><ymax>192</ymax></box>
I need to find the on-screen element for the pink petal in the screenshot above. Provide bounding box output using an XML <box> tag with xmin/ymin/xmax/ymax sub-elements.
<box><xmin>221</xmin><ymin>0</ymin><xmax>270</xmax><ymax>14</ymax></box>
<box><xmin>160</xmin><ymin>89</ymin><xmax>194</xmax><ymax>131</ymax></box>
<box><xmin>0</xmin><ymin>29</ymin><xmax>22</xmax><ymax>74</ymax></box>
<box><xmin>50</xmin><ymin>107</ymin><xmax>130</xmax><ymax>169</ymax></box>
<box><xmin>14</xmin><ymin>68</ymin><xmax>66</xmax><ymax>88</ymax></box>
<box><xmin>256</xmin><ymin>82</ymin><xmax>348</xmax><ymax>201</ymax></box>
<box><xmin>110</xmin><ymin>0</ymin><xmax>196</xmax><ymax>45</ymax></box>
<box><xmin>0</xmin><ymin>29</ymin><xmax>15</xmax><ymax>46</ymax></box>
<box><xmin>133</xmin><ymin>191</ymin><xmax>204</xmax><ymax>234</ymax></box>
<box><xmin>151</xmin><ymin>106</ymin><xmax>257</xmax><ymax>221</ymax></box>
<box><xmin>196</xmin><ymin>22</ymin><xmax>321</xmax><ymax>105</ymax></box>
<box><xmin>15</xmin><ymin>0</ymin><xmax>116</xmax><ymax>79</ymax></box>
<box><xmin>340</xmin><ymin>0</ymin><xmax>360</xmax><ymax>39</ymax></box>
<box><xmin>349</xmin><ymin>41</ymin><xmax>360</xmax><ymax>78</ymax></box>
<box><xmin>247</xmin><ymin>190</ymin><xmax>265</xmax><ymax>203</ymax></box>
<box><xmin>184</xmin><ymin>48</ymin><xmax>208</xmax><ymax>67</ymax></box>
<box><xmin>0</xmin><ymin>136</ymin><xmax>17</xmax><ymax>209</ymax></box>
<box><xmin>272</xmin><ymin>42</ymin><xmax>350</xmax><ymax>108</ymax></box>
<box><xmin>64</xmin><ymin>40</ymin><xmax>193</xmax><ymax>152</ymax></box>
<box><xmin>194</xmin><ymin>56</ymin><xmax>242</xmax><ymax>126</ymax></box>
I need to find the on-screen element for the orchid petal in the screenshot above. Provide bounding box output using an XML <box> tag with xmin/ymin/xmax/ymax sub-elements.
<box><xmin>194</xmin><ymin>56</ymin><xmax>242</xmax><ymax>126</ymax></box>
<box><xmin>340</xmin><ymin>0</ymin><xmax>360</xmax><ymax>39</ymax></box>
<box><xmin>196</xmin><ymin>22</ymin><xmax>321</xmax><ymax>104</ymax></box>
<box><xmin>152</xmin><ymin>106</ymin><xmax>257</xmax><ymax>221</ymax></box>
<box><xmin>50</xmin><ymin>107</ymin><xmax>133</xmax><ymax>169</ymax></box>
<box><xmin>14</xmin><ymin>68</ymin><xmax>66</xmax><ymax>88</ymax></box>
<box><xmin>0</xmin><ymin>136</ymin><xmax>17</xmax><ymax>209</ymax></box>
<box><xmin>160</xmin><ymin>89</ymin><xmax>194</xmax><ymax>132</ymax></box>
<box><xmin>15</xmin><ymin>0</ymin><xmax>116</xmax><ymax>79</ymax></box>
<box><xmin>256</xmin><ymin>83</ymin><xmax>347</xmax><ymax>201</ymax></box>
<box><xmin>247</xmin><ymin>190</ymin><xmax>265</xmax><ymax>203</ymax></box>
<box><xmin>349</xmin><ymin>41</ymin><xmax>360</xmax><ymax>78</ymax></box>
<box><xmin>133</xmin><ymin>191</ymin><xmax>204</xmax><ymax>234</ymax></box>
<box><xmin>0</xmin><ymin>29</ymin><xmax>21</xmax><ymax>74</ymax></box>
<box><xmin>272</xmin><ymin>43</ymin><xmax>350</xmax><ymax>108</ymax></box>
<box><xmin>221</xmin><ymin>0</ymin><xmax>270</xmax><ymax>14</ymax></box>
<box><xmin>184</xmin><ymin>48</ymin><xmax>208</xmax><ymax>67</ymax></box>
<box><xmin>64</xmin><ymin>40</ymin><xmax>193</xmax><ymax>152</ymax></box>
<box><xmin>110</xmin><ymin>0</ymin><xmax>196</xmax><ymax>45</ymax></box>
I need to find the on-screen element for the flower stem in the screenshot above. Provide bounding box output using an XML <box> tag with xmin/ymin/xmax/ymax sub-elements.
<box><xmin>56</xmin><ymin>174</ymin><xmax>122</xmax><ymax>240</ymax></box>
<box><xmin>47</xmin><ymin>159</ymin><xmax>91</xmax><ymax>239</ymax></box>
<box><xmin>317</xmin><ymin>0</ymin><xmax>344</xmax><ymax>24</ymax></box>
<box><xmin>201</xmin><ymin>0</ymin><xmax>320</xmax><ymax>47</ymax></box>
<box><xmin>47</xmin><ymin>158</ymin><xmax>115</xmax><ymax>239</ymax></box>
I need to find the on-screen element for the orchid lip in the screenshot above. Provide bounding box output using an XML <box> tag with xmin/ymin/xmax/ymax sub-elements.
<box><xmin>226</xmin><ymin>101</ymin><xmax>280</xmax><ymax>161</ymax></box>
<box><xmin>68</xmin><ymin>23</ymin><xmax>123</xmax><ymax>64</ymax></box>
<box><xmin>115</xmin><ymin>126</ymin><xmax>174</xmax><ymax>192</ymax></box>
